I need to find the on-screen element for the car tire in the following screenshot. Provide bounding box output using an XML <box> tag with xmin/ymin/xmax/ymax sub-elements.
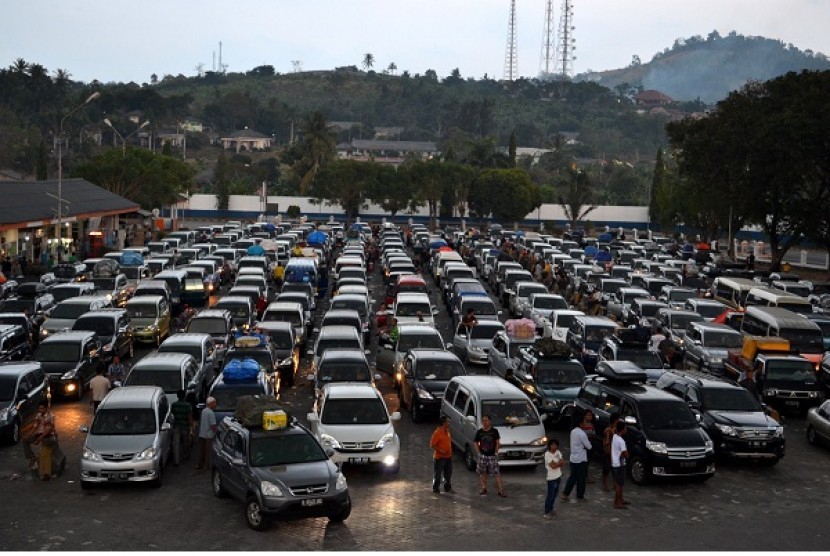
<box><xmin>464</xmin><ymin>445</ymin><xmax>476</xmax><ymax>471</ymax></box>
<box><xmin>245</xmin><ymin>496</ymin><xmax>269</xmax><ymax>531</ymax></box>
<box><xmin>411</xmin><ymin>397</ymin><xmax>422</xmax><ymax>423</ymax></box>
<box><xmin>328</xmin><ymin>496</ymin><xmax>352</xmax><ymax>523</ymax></box>
<box><xmin>212</xmin><ymin>468</ymin><xmax>227</xmax><ymax>498</ymax></box>
<box><xmin>629</xmin><ymin>455</ymin><xmax>650</xmax><ymax>485</ymax></box>
<box><xmin>807</xmin><ymin>425</ymin><xmax>819</xmax><ymax>445</ymax></box>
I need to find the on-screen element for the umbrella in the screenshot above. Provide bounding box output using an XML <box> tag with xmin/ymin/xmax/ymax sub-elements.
<box><xmin>349</xmin><ymin>223</ymin><xmax>363</xmax><ymax>231</ymax></box>
<box><xmin>599</xmin><ymin>233</ymin><xmax>613</xmax><ymax>242</ymax></box>
<box><xmin>429</xmin><ymin>240</ymin><xmax>448</xmax><ymax>249</ymax></box>
<box><xmin>584</xmin><ymin>246</ymin><xmax>599</xmax><ymax>256</ymax></box>
<box><xmin>594</xmin><ymin>251</ymin><xmax>612</xmax><ymax>262</ymax></box>
<box><xmin>246</xmin><ymin>244</ymin><xmax>266</xmax><ymax>256</ymax></box>
<box><xmin>307</xmin><ymin>231</ymin><xmax>328</xmax><ymax>244</ymax></box>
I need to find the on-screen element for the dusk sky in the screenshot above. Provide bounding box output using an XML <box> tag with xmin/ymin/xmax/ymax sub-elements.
<box><xmin>2</xmin><ymin>0</ymin><xmax>828</xmax><ymax>83</ymax></box>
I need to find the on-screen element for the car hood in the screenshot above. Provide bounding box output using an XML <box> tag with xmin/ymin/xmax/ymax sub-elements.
<box><xmin>253</xmin><ymin>459</ymin><xmax>336</xmax><ymax>486</ymax></box>
<box><xmin>495</xmin><ymin>424</ymin><xmax>546</xmax><ymax>445</ymax></box>
<box><xmin>538</xmin><ymin>385</ymin><xmax>580</xmax><ymax>401</ymax></box>
<box><xmin>40</xmin><ymin>360</ymin><xmax>81</xmax><ymax>375</ymax></box>
<box><xmin>708</xmin><ymin>410</ymin><xmax>776</xmax><ymax>428</ymax></box>
<box><xmin>642</xmin><ymin>427</ymin><xmax>708</xmax><ymax>448</ymax></box>
<box><xmin>416</xmin><ymin>379</ymin><xmax>451</xmax><ymax>396</ymax></box>
<box><xmin>319</xmin><ymin>423</ymin><xmax>394</xmax><ymax>443</ymax></box>
<box><xmin>85</xmin><ymin>433</ymin><xmax>156</xmax><ymax>453</ymax></box>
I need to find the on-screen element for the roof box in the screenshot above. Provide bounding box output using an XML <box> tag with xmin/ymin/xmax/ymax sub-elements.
<box><xmin>596</xmin><ymin>361</ymin><xmax>647</xmax><ymax>382</ymax></box>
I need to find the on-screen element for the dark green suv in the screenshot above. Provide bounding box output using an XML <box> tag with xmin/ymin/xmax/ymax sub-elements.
<box><xmin>210</xmin><ymin>416</ymin><xmax>351</xmax><ymax>531</ymax></box>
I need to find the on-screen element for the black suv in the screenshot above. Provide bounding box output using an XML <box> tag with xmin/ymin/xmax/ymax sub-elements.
<box><xmin>598</xmin><ymin>329</ymin><xmax>666</xmax><ymax>384</ymax></box>
<box><xmin>35</xmin><ymin>331</ymin><xmax>103</xmax><ymax>400</ymax></box>
<box><xmin>0</xmin><ymin>362</ymin><xmax>49</xmax><ymax>444</ymax></box>
<box><xmin>221</xmin><ymin>335</ymin><xmax>280</xmax><ymax>391</ymax></box>
<box><xmin>186</xmin><ymin>309</ymin><xmax>235</xmax><ymax>356</ymax></box>
<box><xmin>573</xmin><ymin>360</ymin><xmax>716</xmax><ymax>485</ymax></box>
<box><xmin>513</xmin><ymin>343</ymin><xmax>586</xmax><ymax>427</ymax></box>
<box><xmin>398</xmin><ymin>349</ymin><xmax>466</xmax><ymax>423</ymax></box>
<box><xmin>566</xmin><ymin>315</ymin><xmax>619</xmax><ymax>372</ymax></box>
<box><xmin>655</xmin><ymin>370</ymin><xmax>785</xmax><ymax>464</ymax></box>
<box><xmin>0</xmin><ymin>324</ymin><xmax>32</xmax><ymax>362</ymax></box>
<box><xmin>71</xmin><ymin>308</ymin><xmax>134</xmax><ymax>362</ymax></box>
<box><xmin>211</xmin><ymin>416</ymin><xmax>351</xmax><ymax>531</ymax></box>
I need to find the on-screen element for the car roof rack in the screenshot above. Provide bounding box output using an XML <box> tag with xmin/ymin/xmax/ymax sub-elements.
<box><xmin>596</xmin><ymin>361</ymin><xmax>648</xmax><ymax>382</ymax></box>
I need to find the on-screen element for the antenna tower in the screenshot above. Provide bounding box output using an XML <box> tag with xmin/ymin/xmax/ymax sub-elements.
<box><xmin>503</xmin><ymin>0</ymin><xmax>518</xmax><ymax>81</ymax></box>
<box><xmin>556</xmin><ymin>0</ymin><xmax>576</xmax><ymax>78</ymax></box>
<box><xmin>539</xmin><ymin>0</ymin><xmax>555</xmax><ymax>77</ymax></box>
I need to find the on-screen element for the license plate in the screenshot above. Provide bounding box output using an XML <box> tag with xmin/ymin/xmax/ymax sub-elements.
<box><xmin>680</xmin><ymin>462</ymin><xmax>697</xmax><ymax>468</ymax></box>
<box><xmin>108</xmin><ymin>473</ymin><xmax>128</xmax><ymax>481</ymax></box>
<box><xmin>507</xmin><ymin>451</ymin><xmax>524</xmax><ymax>458</ymax></box>
<box><xmin>301</xmin><ymin>498</ymin><xmax>323</xmax><ymax>507</ymax></box>
<box><xmin>785</xmin><ymin>401</ymin><xmax>800</xmax><ymax>407</ymax></box>
<box><xmin>348</xmin><ymin>457</ymin><xmax>370</xmax><ymax>465</ymax></box>
<box><xmin>750</xmin><ymin>441</ymin><xmax>766</xmax><ymax>447</ymax></box>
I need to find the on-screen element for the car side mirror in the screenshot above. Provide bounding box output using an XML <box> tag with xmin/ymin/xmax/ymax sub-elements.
<box><xmin>431</xmin><ymin>307</ymin><xmax>439</xmax><ymax>316</ymax></box>
<box><xmin>383</xmin><ymin>343</ymin><xmax>393</xmax><ymax>351</ymax></box>
<box><xmin>306</xmin><ymin>349</ymin><xmax>314</xmax><ymax>357</ymax></box>
<box><xmin>465</xmin><ymin>415</ymin><xmax>476</xmax><ymax>424</ymax></box>
<box><xmin>324</xmin><ymin>448</ymin><xmax>335</xmax><ymax>458</ymax></box>
<box><xmin>693</xmin><ymin>339</ymin><xmax>702</xmax><ymax>346</ymax></box>
<box><xmin>306</xmin><ymin>374</ymin><xmax>315</xmax><ymax>382</ymax></box>
<box><xmin>364</xmin><ymin>349</ymin><xmax>371</xmax><ymax>355</ymax></box>
<box><xmin>374</xmin><ymin>373</ymin><xmax>382</xmax><ymax>381</ymax></box>
<box><xmin>623</xmin><ymin>415</ymin><xmax>637</xmax><ymax>426</ymax></box>
<box><xmin>161</xmin><ymin>422</ymin><xmax>172</xmax><ymax>431</ymax></box>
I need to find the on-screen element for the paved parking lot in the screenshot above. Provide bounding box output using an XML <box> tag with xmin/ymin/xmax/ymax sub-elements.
<box><xmin>1</xmin><ymin>242</ymin><xmax>828</xmax><ymax>551</ymax></box>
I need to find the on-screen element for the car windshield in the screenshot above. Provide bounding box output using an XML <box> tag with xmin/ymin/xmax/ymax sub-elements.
<box><xmin>188</xmin><ymin>318</ymin><xmax>228</xmax><ymax>335</ymax></box>
<box><xmin>249</xmin><ymin>435</ymin><xmax>327</xmax><ymax>467</ymax></box>
<box><xmin>669</xmin><ymin>290</ymin><xmax>696</xmax><ymax>302</ymax></box>
<box><xmin>263</xmin><ymin>331</ymin><xmax>293</xmax><ymax>349</ymax></box>
<box><xmin>318</xmin><ymin>361</ymin><xmax>371</xmax><ymax>382</ymax></box>
<box><xmin>584</xmin><ymin>326</ymin><xmax>617</xmax><ymax>350</ymax></box>
<box><xmin>35</xmin><ymin>342</ymin><xmax>81</xmax><ymax>362</ymax></box>
<box><xmin>398</xmin><ymin>333</ymin><xmax>444</xmax><ymax>352</ymax></box>
<box><xmin>637</xmin><ymin>400</ymin><xmax>698</xmax><ymax>430</ymax></box>
<box><xmin>778</xmin><ymin>302</ymin><xmax>813</xmax><ymax>316</ymax></box>
<box><xmin>280</xmin><ymin>296</ymin><xmax>309</xmax><ymax>311</ymax></box>
<box><xmin>91</xmin><ymin>408</ymin><xmax>156</xmax><ymax>435</ymax></box>
<box><xmin>778</xmin><ymin>328</ymin><xmax>824</xmax><ymax>354</ymax></box>
<box><xmin>701</xmin><ymin>388</ymin><xmax>762</xmax><ymax>412</ymax></box>
<box><xmin>217</xmin><ymin>303</ymin><xmax>250</xmax><ymax>319</ymax></box>
<box><xmin>396</xmin><ymin>302</ymin><xmax>430</xmax><ymax>318</ymax></box>
<box><xmin>0</xmin><ymin>300</ymin><xmax>35</xmax><ymax>313</ymax></box>
<box><xmin>694</xmin><ymin>304</ymin><xmax>725</xmax><ymax>319</ymax></box>
<box><xmin>0</xmin><ymin>376</ymin><xmax>17</xmax><ymax>401</ymax></box>
<box><xmin>123</xmin><ymin>267</ymin><xmax>145</xmax><ymax>280</ymax></box>
<box><xmin>212</xmin><ymin>384</ymin><xmax>264</xmax><ymax>412</ymax></box>
<box><xmin>53</xmin><ymin>266</ymin><xmax>78</xmax><ymax>279</ymax></box>
<box><xmin>321</xmin><ymin>398</ymin><xmax>389</xmax><ymax>425</ymax></box>
<box><xmin>535</xmin><ymin>361</ymin><xmax>585</xmax><ymax>385</ymax></box>
<box><xmin>127</xmin><ymin>304</ymin><xmax>158</xmax><ymax>319</ymax></box>
<box><xmin>617</xmin><ymin>350</ymin><xmax>663</xmax><ymax>369</ymax></box>
<box><xmin>470</xmin><ymin>323</ymin><xmax>504</xmax><ymax>340</ymax></box>
<box><xmin>670</xmin><ymin>314</ymin><xmax>702</xmax><ymax>331</ymax></box>
<box><xmin>92</xmin><ymin>278</ymin><xmax>115</xmax><ymax>291</ymax></box>
<box><xmin>639</xmin><ymin>304</ymin><xmax>663</xmax><ymax>318</ymax></box>
<box><xmin>534</xmin><ymin>297</ymin><xmax>567</xmax><ymax>309</ymax></box>
<box><xmin>50</xmin><ymin>304</ymin><xmax>91</xmax><ymax>320</ymax></box>
<box><xmin>159</xmin><ymin>344</ymin><xmax>201</xmax><ymax>362</ymax></box>
<box><xmin>316</xmin><ymin>339</ymin><xmax>361</xmax><ymax>355</ymax></box>
<box><xmin>703</xmin><ymin>332</ymin><xmax>743</xmax><ymax>348</ymax></box>
<box><xmin>482</xmin><ymin>399</ymin><xmax>540</xmax><ymax>427</ymax></box>
<box><xmin>464</xmin><ymin>300</ymin><xmax>496</xmax><ymax>315</ymax></box>
<box><xmin>125</xmin><ymin>370</ymin><xmax>182</xmax><ymax>393</ymax></box>
<box><xmin>554</xmin><ymin>314</ymin><xmax>578</xmax><ymax>329</ymax></box>
<box><xmin>52</xmin><ymin>288</ymin><xmax>85</xmax><ymax>302</ymax></box>
<box><xmin>765</xmin><ymin>360</ymin><xmax>818</xmax><ymax>382</ymax></box>
<box><xmin>264</xmin><ymin>311</ymin><xmax>301</xmax><ymax>325</ymax></box>
<box><xmin>415</xmin><ymin>360</ymin><xmax>464</xmax><ymax>380</ymax></box>
<box><xmin>73</xmin><ymin>317</ymin><xmax>114</xmax><ymax>336</ymax></box>
<box><xmin>331</xmin><ymin>298</ymin><xmax>366</xmax><ymax>317</ymax></box>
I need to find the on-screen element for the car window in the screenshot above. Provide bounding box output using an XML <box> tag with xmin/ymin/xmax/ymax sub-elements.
<box><xmin>603</xmin><ymin>392</ymin><xmax>621</xmax><ymax>414</ymax></box>
<box><xmin>465</xmin><ymin>399</ymin><xmax>477</xmax><ymax>418</ymax></box>
<box><xmin>445</xmin><ymin>381</ymin><xmax>459</xmax><ymax>405</ymax></box>
<box><xmin>320</xmin><ymin>398</ymin><xmax>388</xmax><ymax>425</ymax></box>
<box><xmin>454</xmin><ymin>389</ymin><xmax>469</xmax><ymax>412</ymax></box>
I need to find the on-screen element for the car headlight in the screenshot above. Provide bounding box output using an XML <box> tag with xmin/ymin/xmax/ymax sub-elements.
<box><xmin>61</xmin><ymin>370</ymin><xmax>78</xmax><ymax>380</ymax></box>
<box><xmin>40</xmin><ymin>328</ymin><xmax>51</xmax><ymax>338</ymax></box>
<box><xmin>133</xmin><ymin>447</ymin><xmax>157</xmax><ymax>461</ymax></box>
<box><xmin>774</xmin><ymin>427</ymin><xmax>784</xmax><ymax>438</ymax></box>
<box><xmin>416</xmin><ymin>388</ymin><xmax>434</xmax><ymax>400</ymax></box>
<box><xmin>335</xmin><ymin>472</ymin><xmax>348</xmax><ymax>491</ymax></box>
<box><xmin>376</xmin><ymin>432</ymin><xmax>395</xmax><ymax>449</ymax></box>
<box><xmin>646</xmin><ymin>440</ymin><xmax>668</xmax><ymax>454</ymax></box>
<box><xmin>82</xmin><ymin>448</ymin><xmax>102</xmax><ymax>462</ymax></box>
<box><xmin>102</xmin><ymin>344</ymin><xmax>113</xmax><ymax>352</ymax></box>
<box><xmin>708</xmin><ymin>357</ymin><xmax>722</xmax><ymax>364</ymax></box>
<box><xmin>0</xmin><ymin>407</ymin><xmax>10</xmax><ymax>422</ymax></box>
<box><xmin>279</xmin><ymin>357</ymin><xmax>293</xmax><ymax>367</ymax></box>
<box><xmin>260</xmin><ymin>480</ymin><xmax>284</xmax><ymax>497</ymax></box>
<box><xmin>704</xmin><ymin>440</ymin><xmax>714</xmax><ymax>452</ymax></box>
<box><xmin>529</xmin><ymin>436</ymin><xmax>548</xmax><ymax>446</ymax></box>
<box><xmin>320</xmin><ymin>433</ymin><xmax>341</xmax><ymax>449</ymax></box>
<box><xmin>765</xmin><ymin>389</ymin><xmax>778</xmax><ymax>397</ymax></box>
<box><xmin>809</xmin><ymin>391</ymin><xmax>819</xmax><ymax>398</ymax></box>
<box><xmin>469</xmin><ymin>346</ymin><xmax>484</xmax><ymax>353</ymax></box>
<box><xmin>715</xmin><ymin>423</ymin><xmax>737</xmax><ymax>437</ymax></box>
<box><xmin>146</xmin><ymin>325</ymin><xmax>158</xmax><ymax>332</ymax></box>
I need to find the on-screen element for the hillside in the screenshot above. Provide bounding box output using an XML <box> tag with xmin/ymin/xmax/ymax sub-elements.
<box><xmin>576</xmin><ymin>31</ymin><xmax>830</xmax><ymax>103</ymax></box>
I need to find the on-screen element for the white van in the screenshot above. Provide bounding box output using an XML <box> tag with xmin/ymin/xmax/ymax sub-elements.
<box><xmin>440</xmin><ymin>375</ymin><xmax>547</xmax><ymax>470</ymax></box>
<box><xmin>393</xmin><ymin>292</ymin><xmax>436</xmax><ymax>326</ymax></box>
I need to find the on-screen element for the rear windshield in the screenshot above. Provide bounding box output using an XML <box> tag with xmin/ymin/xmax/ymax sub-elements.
<box><xmin>264</xmin><ymin>311</ymin><xmax>301</xmax><ymax>325</ymax></box>
<box><xmin>318</xmin><ymin>360</ymin><xmax>371</xmax><ymax>383</ymax></box>
<box><xmin>316</xmin><ymin>338</ymin><xmax>361</xmax><ymax>355</ymax></box>
<box><xmin>463</xmin><ymin>300</ymin><xmax>497</xmax><ymax>315</ymax></box>
<box><xmin>158</xmin><ymin>344</ymin><xmax>202</xmax><ymax>362</ymax></box>
<box><xmin>470</xmin><ymin>323</ymin><xmax>504</xmax><ymax>340</ymax></box>
<box><xmin>415</xmin><ymin>360</ymin><xmax>464</xmax><ymax>380</ymax></box>
<box><xmin>50</xmin><ymin>304</ymin><xmax>91</xmax><ymax>320</ymax></box>
<box><xmin>92</xmin><ymin>408</ymin><xmax>156</xmax><ymax>435</ymax></box>
<box><xmin>398</xmin><ymin>333</ymin><xmax>444</xmax><ymax>352</ymax></box>
<box><xmin>212</xmin><ymin>384</ymin><xmax>264</xmax><ymax>412</ymax></box>
<box><xmin>188</xmin><ymin>317</ymin><xmax>228</xmax><ymax>335</ymax></box>
<box><xmin>535</xmin><ymin>361</ymin><xmax>585</xmax><ymax>385</ymax></box>
<box><xmin>533</xmin><ymin>297</ymin><xmax>567</xmax><ymax>310</ymax></box>
<box><xmin>395</xmin><ymin>302</ymin><xmax>431</xmax><ymax>317</ymax></box>
<box><xmin>73</xmin><ymin>317</ymin><xmax>114</xmax><ymax>336</ymax></box>
<box><xmin>702</xmin><ymin>332</ymin><xmax>743</xmax><ymax>348</ymax></box>
<box><xmin>125</xmin><ymin>370</ymin><xmax>182</xmax><ymax>393</ymax></box>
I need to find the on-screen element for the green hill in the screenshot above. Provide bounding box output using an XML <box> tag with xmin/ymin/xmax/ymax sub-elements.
<box><xmin>576</xmin><ymin>31</ymin><xmax>830</xmax><ymax>103</ymax></box>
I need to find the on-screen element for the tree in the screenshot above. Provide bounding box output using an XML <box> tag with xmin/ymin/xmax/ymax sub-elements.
<box><xmin>508</xmin><ymin>131</ymin><xmax>517</xmax><ymax>167</ymax></box>
<box><xmin>214</xmin><ymin>153</ymin><xmax>231</xmax><ymax>211</ymax></box>
<box><xmin>649</xmin><ymin>148</ymin><xmax>665</xmax><ymax>226</ymax></box>
<box><xmin>308</xmin><ymin>159</ymin><xmax>376</xmax><ymax>222</ymax></box>
<box><xmin>387</xmin><ymin>62</ymin><xmax>397</xmax><ymax>75</ymax></box>
<box><xmin>293</xmin><ymin>111</ymin><xmax>336</xmax><ymax>194</ymax></box>
<box><xmin>35</xmin><ymin>139</ymin><xmax>48</xmax><ymax>180</ymax></box>
<box><xmin>73</xmin><ymin>148</ymin><xmax>193</xmax><ymax>210</ymax></box>
<box><xmin>370</xmin><ymin>165</ymin><xmax>421</xmax><ymax>217</ymax></box>
<box><xmin>362</xmin><ymin>53</ymin><xmax>375</xmax><ymax>71</ymax></box>
<box><xmin>469</xmin><ymin>168</ymin><xmax>541</xmax><ymax>225</ymax></box>
<box><xmin>558</xmin><ymin>168</ymin><xmax>598</xmax><ymax>228</ymax></box>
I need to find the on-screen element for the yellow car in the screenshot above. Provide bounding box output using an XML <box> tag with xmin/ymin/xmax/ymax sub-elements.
<box><xmin>125</xmin><ymin>295</ymin><xmax>172</xmax><ymax>346</ymax></box>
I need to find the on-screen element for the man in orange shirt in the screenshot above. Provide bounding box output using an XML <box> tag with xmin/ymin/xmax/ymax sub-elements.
<box><xmin>430</xmin><ymin>416</ymin><xmax>453</xmax><ymax>494</ymax></box>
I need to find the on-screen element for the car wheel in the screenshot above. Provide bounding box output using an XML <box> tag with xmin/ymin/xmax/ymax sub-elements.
<box><xmin>464</xmin><ymin>445</ymin><xmax>476</xmax><ymax>471</ymax></box>
<box><xmin>246</xmin><ymin>496</ymin><xmax>269</xmax><ymax>531</ymax></box>
<box><xmin>807</xmin><ymin>425</ymin><xmax>819</xmax><ymax>445</ymax></box>
<box><xmin>628</xmin><ymin>455</ymin><xmax>650</xmax><ymax>485</ymax></box>
<box><xmin>411</xmin><ymin>397</ymin><xmax>422</xmax><ymax>423</ymax></box>
<box><xmin>328</xmin><ymin>496</ymin><xmax>351</xmax><ymax>523</ymax></box>
<box><xmin>212</xmin><ymin>468</ymin><xmax>227</xmax><ymax>497</ymax></box>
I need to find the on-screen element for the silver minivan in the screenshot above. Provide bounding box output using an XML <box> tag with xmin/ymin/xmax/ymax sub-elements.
<box><xmin>440</xmin><ymin>375</ymin><xmax>547</xmax><ymax>471</ymax></box>
<box><xmin>79</xmin><ymin>385</ymin><xmax>172</xmax><ymax>489</ymax></box>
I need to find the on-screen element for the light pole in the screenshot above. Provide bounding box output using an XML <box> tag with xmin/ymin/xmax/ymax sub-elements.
<box><xmin>104</xmin><ymin>118</ymin><xmax>150</xmax><ymax>157</ymax></box>
<box><xmin>57</xmin><ymin>91</ymin><xmax>100</xmax><ymax>262</ymax></box>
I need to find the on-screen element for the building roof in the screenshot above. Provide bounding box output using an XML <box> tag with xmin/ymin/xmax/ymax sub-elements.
<box><xmin>328</xmin><ymin>121</ymin><xmax>361</xmax><ymax>132</ymax></box>
<box><xmin>635</xmin><ymin>90</ymin><xmax>674</xmax><ymax>103</ymax></box>
<box><xmin>0</xmin><ymin>179</ymin><xmax>139</xmax><ymax>230</ymax></box>
<box><xmin>351</xmin><ymin>139</ymin><xmax>438</xmax><ymax>152</ymax></box>
<box><xmin>222</xmin><ymin>129</ymin><xmax>270</xmax><ymax>139</ymax></box>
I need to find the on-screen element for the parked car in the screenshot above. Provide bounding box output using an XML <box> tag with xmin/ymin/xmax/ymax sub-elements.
<box><xmin>125</xmin><ymin>295</ymin><xmax>171</xmax><ymax>346</ymax></box>
<box><xmin>34</xmin><ymin>331</ymin><xmax>102</xmax><ymax>400</ymax></box>
<box><xmin>158</xmin><ymin>333</ymin><xmax>218</xmax><ymax>404</ymax></box>
<box><xmin>807</xmin><ymin>400</ymin><xmax>830</xmax><ymax>448</ymax></box>
<box><xmin>0</xmin><ymin>362</ymin><xmax>50</xmax><ymax>444</ymax></box>
<box><xmin>398</xmin><ymin>350</ymin><xmax>466</xmax><ymax>422</ymax></box>
<box><xmin>71</xmin><ymin>308</ymin><xmax>134</xmax><ymax>362</ymax></box>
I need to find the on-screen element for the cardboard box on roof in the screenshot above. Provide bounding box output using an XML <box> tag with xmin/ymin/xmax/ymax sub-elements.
<box><xmin>741</xmin><ymin>336</ymin><xmax>790</xmax><ymax>360</ymax></box>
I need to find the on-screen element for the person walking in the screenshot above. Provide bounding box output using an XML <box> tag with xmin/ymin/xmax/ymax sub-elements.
<box><xmin>602</xmin><ymin>413</ymin><xmax>621</xmax><ymax>492</ymax></box>
<box><xmin>561</xmin><ymin>411</ymin><xmax>593</xmax><ymax>502</ymax></box>
<box><xmin>171</xmin><ymin>390</ymin><xmax>194</xmax><ymax>466</ymax></box>
<box><xmin>543</xmin><ymin>438</ymin><xmax>565</xmax><ymax>519</ymax></box>
<box><xmin>611</xmin><ymin>421</ymin><xmax>630</xmax><ymax>509</ymax></box>
<box><xmin>475</xmin><ymin>415</ymin><xmax>506</xmax><ymax>497</ymax></box>
<box><xmin>22</xmin><ymin>402</ymin><xmax>66</xmax><ymax>480</ymax></box>
<box><xmin>194</xmin><ymin>397</ymin><xmax>217</xmax><ymax>471</ymax></box>
<box><xmin>430</xmin><ymin>416</ymin><xmax>453</xmax><ymax>494</ymax></box>
<box><xmin>88</xmin><ymin>368</ymin><xmax>111</xmax><ymax>412</ymax></box>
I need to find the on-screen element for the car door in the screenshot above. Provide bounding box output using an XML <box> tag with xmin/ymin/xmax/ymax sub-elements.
<box><xmin>217</xmin><ymin>429</ymin><xmax>246</xmax><ymax>499</ymax></box>
<box><xmin>117</xmin><ymin>316</ymin><xmax>132</xmax><ymax>356</ymax></box>
<box><xmin>684</xmin><ymin>328</ymin><xmax>702</xmax><ymax>368</ymax></box>
<box><xmin>158</xmin><ymin>299</ymin><xmax>171</xmax><ymax>338</ymax></box>
<box><xmin>452</xmin><ymin>323</ymin><xmax>469</xmax><ymax>359</ymax></box>
<box><xmin>489</xmin><ymin>335</ymin><xmax>508</xmax><ymax>377</ymax></box>
<box><xmin>157</xmin><ymin>395</ymin><xmax>173</xmax><ymax>462</ymax></box>
<box><xmin>16</xmin><ymin>372</ymin><xmax>39</xmax><ymax>427</ymax></box>
<box><xmin>79</xmin><ymin>339</ymin><xmax>97</xmax><ymax>387</ymax></box>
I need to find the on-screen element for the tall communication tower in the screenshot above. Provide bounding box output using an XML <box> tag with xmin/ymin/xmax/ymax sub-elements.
<box><xmin>555</xmin><ymin>0</ymin><xmax>576</xmax><ymax>78</ymax></box>
<box><xmin>539</xmin><ymin>0</ymin><xmax>555</xmax><ymax>77</ymax></box>
<box><xmin>503</xmin><ymin>0</ymin><xmax>518</xmax><ymax>81</ymax></box>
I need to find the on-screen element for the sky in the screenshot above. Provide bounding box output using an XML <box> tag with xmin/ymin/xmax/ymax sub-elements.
<box><xmin>2</xmin><ymin>0</ymin><xmax>829</xmax><ymax>84</ymax></box>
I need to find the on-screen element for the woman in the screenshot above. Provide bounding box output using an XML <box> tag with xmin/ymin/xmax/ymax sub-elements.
<box><xmin>22</xmin><ymin>402</ymin><xmax>66</xmax><ymax>480</ymax></box>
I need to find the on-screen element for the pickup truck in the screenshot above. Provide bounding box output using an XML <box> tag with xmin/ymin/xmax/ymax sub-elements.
<box><xmin>724</xmin><ymin>336</ymin><xmax>824</xmax><ymax>414</ymax></box>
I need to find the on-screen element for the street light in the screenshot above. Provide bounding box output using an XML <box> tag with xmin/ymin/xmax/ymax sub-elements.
<box><xmin>104</xmin><ymin>118</ymin><xmax>150</xmax><ymax>157</ymax></box>
<box><xmin>57</xmin><ymin>91</ymin><xmax>100</xmax><ymax>262</ymax></box>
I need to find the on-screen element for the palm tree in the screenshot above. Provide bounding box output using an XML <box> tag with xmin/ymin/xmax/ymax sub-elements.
<box><xmin>11</xmin><ymin>58</ymin><xmax>29</xmax><ymax>75</ymax></box>
<box><xmin>558</xmin><ymin>168</ymin><xmax>598</xmax><ymax>228</ymax></box>
<box><xmin>387</xmin><ymin>62</ymin><xmax>397</xmax><ymax>75</ymax></box>
<box><xmin>297</xmin><ymin>111</ymin><xmax>336</xmax><ymax>194</ymax></box>
<box><xmin>362</xmin><ymin>53</ymin><xmax>374</xmax><ymax>71</ymax></box>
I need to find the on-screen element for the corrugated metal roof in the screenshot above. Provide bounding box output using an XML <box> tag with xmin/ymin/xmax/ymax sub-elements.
<box><xmin>351</xmin><ymin>139</ymin><xmax>438</xmax><ymax>152</ymax></box>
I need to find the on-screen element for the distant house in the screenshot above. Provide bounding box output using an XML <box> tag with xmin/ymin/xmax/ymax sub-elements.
<box><xmin>156</xmin><ymin>130</ymin><xmax>185</xmax><ymax>148</ymax></box>
<box><xmin>221</xmin><ymin>130</ymin><xmax>272</xmax><ymax>152</ymax></box>
<box><xmin>635</xmin><ymin>90</ymin><xmax>674</xmax><ymax>108</ymax></box>
<box><xmin>328</xmin><ymin>121</ymin><xmax>361</xmax><ymax>133</ymax></box>
<box><xmin>342</xmin><ymin>139</ymin><xmax>439</xmax><ymax>166</ymax></box>
<box><xmin>181</xmin><ymin>119</ymin><xmax>203</xmax><ymax>133</ymax></box>
<box><xmin>374</xmin><ymin>127</ymin><xmax>404</xmax><ymax>140</ymax></box>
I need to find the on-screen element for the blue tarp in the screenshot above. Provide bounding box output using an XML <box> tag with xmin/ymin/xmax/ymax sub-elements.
<box><xmin>595</xmin><ymin>251</ymin><xmax>612</xmax><ymax>262</ymax></box>
<box><xmin>247</xmin><ymin>244</ymin><xmax>266</xmax><ymax>256</ymax></box>
<box><xmin>584</xmin><ymin>246</ymin><xmax>599</xmax><ymax>257</ymax></box>
<box><xmin>429</xmin><ymin>240</ymin><xmax>448</xmax><ymax>249</ymax></box>
<box><xmin>349</xmin><ymin>223</ymin><xmax>363</xmax><ymax>231</ymax></box>
<box><xmin>307</xmin><ymin>231</ymin><xmax>328</xmax><ymax>244</ymax></box>
<box><xmin>120</xmin><ymin>251</ymin><xmax>144</xmax><ymax>267</ymax></box>
<box><xmin>599</xmin><ymin>233</ymin><xmax>613</xmax><ymax>242</ymax></box>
